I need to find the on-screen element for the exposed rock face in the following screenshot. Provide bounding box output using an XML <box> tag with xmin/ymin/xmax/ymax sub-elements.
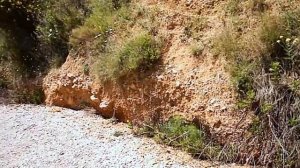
<box><xmin>44</xmin><ymin>56</ymin><xmax>164</xmax><ymax>122</ymax></box>
<box><xmin>43</xmin><ymin>53</ymin><xmax>253</xmax><ymax>144</ymax></box>
<box><xmin>43</xmin><ymin>57</ymin><xmax>93</xmax><ymax>110</ymax></box>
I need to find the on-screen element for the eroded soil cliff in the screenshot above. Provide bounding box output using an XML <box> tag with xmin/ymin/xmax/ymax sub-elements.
<box><xmin>43</xmin><ymin>0</ymin><xmax>254</xmax><ymax>144</ymax></box>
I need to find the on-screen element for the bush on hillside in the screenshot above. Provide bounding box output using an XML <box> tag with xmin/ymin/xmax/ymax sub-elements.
<box><xmin>96</xmin><ymin>33</ymin><xmax>161</xmax><ymax>81</ymax></box>
<box><xmin>156</xmin><ymin>116</ymin><xmax>206</xmax><ymax>154</ymax></box>
<box><xmin>138</xmin><ymin>116</ymin><xmax>240</xmax><ymax>160</ymax></box>
<box><xmin>36</xmin><ymin>0</ymin><xmax>88</xmax><ymax>67</ymax></box>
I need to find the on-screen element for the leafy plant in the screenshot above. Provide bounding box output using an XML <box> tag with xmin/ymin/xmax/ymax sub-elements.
<box><xmin>249</xmin><ymin>117</ymin><xmax>262</xmax><ymax>135</ymax></box>
<box><xmin>291</xmin><ymin>80</ymin><xmax>300</xmax><ymax>92</ymax></box>
<box><xmin>269</xmin><ymin>61</ymin><xmax>281</xmax><ymax>82</ymax></box>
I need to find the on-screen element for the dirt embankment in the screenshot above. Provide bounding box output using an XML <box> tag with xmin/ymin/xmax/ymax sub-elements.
<box><xmin>43</xmin><ymin>0</ymin><xmax>254</xmax><ymax>144</ymax></box>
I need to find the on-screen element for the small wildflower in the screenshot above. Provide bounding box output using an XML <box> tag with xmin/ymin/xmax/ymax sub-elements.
<box><xmin>276</xmin><ymin>40</ymin><xmax>281</xmax><ymax>43</ymax></box>
<box><xmin>286</xmin><ymin>38</ymin><xmax>291</xmax><ymax>43</ymax></box>
<box><xmin>293</xmin><ymin>38</ymin><xmax>299</xmax><ymax>45</ymax></box>
<box><xmin>280</xmin><ymin>36</ymin><xmax>284</xmax><ymax>39</ymax></box>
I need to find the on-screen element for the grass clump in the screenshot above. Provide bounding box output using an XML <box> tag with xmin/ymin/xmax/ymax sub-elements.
<box><xmin>137</xmin><ymin>116</ymin><xmax>227</xmax><ymax>160</ymax></box>
<box><xmin>96</xmin><ymin>33</ymin><xmax>161</xmax><ymax>81</ymax></box>
<box><xmin>117</xmin><ymin>34</ymin><xmax>161</xmax><ymax>75</ymax></box>
<box><xmin>70</xmin><ymin>0</ymin><xmax>131</xmax><ymax>48</ymax></box>
<box><xmin>184</xmin><ymin>16</ymin><xmax>208</xmax><ymax>40</ymax></box>
<box><xmin>214</xmin><ymin>27</ymin><xmax>241</xmax><ymax>60</ymax></box>
<box><xmin>156</xmin><ymin>116</ymin><xmax>205</xmax><ymax>154</ymax></box>
<box><xmin>71</xmin><ymin>0</ymin><xmax>161</xmax><ymax>82</ymax></box>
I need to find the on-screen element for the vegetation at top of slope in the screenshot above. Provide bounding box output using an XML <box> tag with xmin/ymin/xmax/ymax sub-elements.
<box><xmin>215</xmin><ymin>7</ymin><xmax>300</xmax><ymax>167</ymax></box>
<box><xmin>96</xmin><ymin>33</ymin><xmax>161</xmax><ymax>81</ymax></box>
<box><xmin>71</xmin><ymin>0</ymin><xmax>161</xmax><ymax>82</ymax></box>
<box><xmin>70</xmin><ymin>0</ymin><xmax>131</xmax><ymax>48</ymax></box>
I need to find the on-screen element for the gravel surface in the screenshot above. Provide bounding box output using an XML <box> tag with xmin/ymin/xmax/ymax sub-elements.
<box><xmin>0</xmin><ymin>104</ymin><xmax>245</xmax><ymax>168</ymax></box>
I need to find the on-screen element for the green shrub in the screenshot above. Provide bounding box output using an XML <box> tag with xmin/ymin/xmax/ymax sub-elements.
<box><xmin>0</xmin><ymin>0</ymin><xmax>88</xmax><ymax>77</ymax></box>
<box><xmin>70</xmin><ymin>1</ymin><xmax>112</xmax><ymax>46</ymax></box>
<box><xmin>136</xmin><ymin>116</ymin><xmax>226</xmax><ymax>160</ymax></box>
<box><xmin>117</xmin><ymin>34</ymin><xmax>160</xmax><ymax>74</ymax></box>
<box><xmin>0</xmin><ymin>28</ymin><xmax>25</xmax><ymax>83</ymax></box>
<box><xmin>156</xmin><ymin>116</ymin><xmax>205</xmax><ymax>154</ymax></box>
<box><xmin>96</xmin><ymin>33</ymin><xmax>161</xmax><ymax>81</ymax></box>
<box><xmin>37</xmin><ymin>0</ymin><xmax>88</xmax><ymax>65</ymax></box>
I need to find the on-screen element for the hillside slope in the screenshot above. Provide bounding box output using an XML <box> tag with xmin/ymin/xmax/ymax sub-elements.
<box><xmin>43</xmin><ymin>0</ymin><xmax>300</xmax><ymax>166</ymax></box>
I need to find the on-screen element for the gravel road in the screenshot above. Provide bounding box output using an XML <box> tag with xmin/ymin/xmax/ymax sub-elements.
<box><xmin>0</xmin><ymin>104</ymin><xmax>245</xmax><ymax>168</ymax></box>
